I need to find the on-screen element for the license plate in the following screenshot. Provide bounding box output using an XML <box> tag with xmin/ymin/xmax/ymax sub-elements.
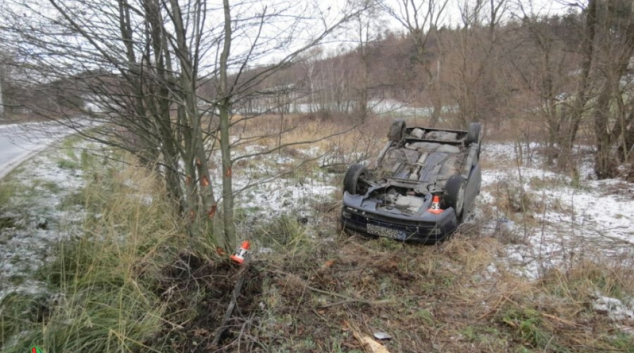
<box><xmin>367</xmin><ymin>223</ymin><xmax>406</xmax><ymax>240</ymax></box>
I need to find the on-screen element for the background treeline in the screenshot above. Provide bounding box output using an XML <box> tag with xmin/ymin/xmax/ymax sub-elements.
<box><xmin>1</xmin><ymin>1</ymin><xmax>633</xmax><ymax>188</ymax></box>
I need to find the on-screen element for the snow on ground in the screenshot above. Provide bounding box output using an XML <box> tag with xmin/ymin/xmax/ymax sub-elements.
<box><xmin>0</xmin><ymin>142</ymin><xmax>87</xmax><ymax>302</ymax></box>
<box><xmin>476</xmin><ymin>143</ymin><xmax>634</xmax><ymax>280</ymax></box>
<box><xmin>214</xmin><ymin>140</ymin><xmax>634</xmax><ymax>274</ymax></box>
<box><xmin>283</xmin><ymin>100</ymin><xmax>452</xmax><ymax>118</ymax></box>
<box><xmin>592</xmin><ymin>294</ymin><xmax>634</xmax><ymax>322</ymax></box>
<box><xmin>210</xmin><ymin>147</ymin><xmax>339</xmax><ymax>235</ymax></box>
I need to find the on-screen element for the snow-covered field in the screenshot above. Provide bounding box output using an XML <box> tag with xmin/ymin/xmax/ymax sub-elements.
<box><xmin>209</xmin><ymin>144</ymin><xmax>339</xmax><ymax>237</ymax></box>
<box><xmin>476</xmin><ymin>143</ymin><xmax>634</xmax><ymax>280</ymax></box>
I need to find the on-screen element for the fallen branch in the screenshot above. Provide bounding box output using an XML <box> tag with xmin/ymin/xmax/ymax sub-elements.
<box><xmin>595</xmin><ymin>230</ymin><xmax>634</xmax><ymax>246</ymax></box>
<box><xmin>307</xmin><ymin>285</ymin><xmax>394</xmax><ymax>307</ymax></box>
<box><xmin>271</xmin><ymin>270</ymin><xmax>391</xmax><ymax>308</ymax></box>
<box><xmin>307</xmin><ymin>285</ymin><xmax>361</xmax><ymax>300</ymax></box>
<box><xmin>318</xmin><ymin>298</ymin><xmax>394</xmax><ymax>308</ymax></box>
<box><xmin>211</xmin><ymin>263</ymin><xmax>251</xmax><ymax>347</ymax></box>
<box><xmin>542</xmin><ymin>313</ymin><xmax>577</xmax><ymax>327</ymax></box>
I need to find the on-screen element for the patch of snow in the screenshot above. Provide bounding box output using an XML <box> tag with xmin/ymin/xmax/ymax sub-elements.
<box><xmin>275</xmin><ymin>155</ymin><xmax>295</xmax><ymax>164</ymax></box>
<box><xmin>0</xmin><ymin>141</ymin><xmax>89</xmax><ymax>302</ymax></box>
<box><xmin>593</xmin><ymin>294</ymin><xmax>634</xmax><ymax>321</ymax></box>
<box><xmin>477</xmin><ymin>142</ymin><xmax>634</xmax><ymax>280</ymax></box>
<box><xmin>207</xmin><ymin>143</ymin><xmax>338</xmax><ymax>239</ymax></box>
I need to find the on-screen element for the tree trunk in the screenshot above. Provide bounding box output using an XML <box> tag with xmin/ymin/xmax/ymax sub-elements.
<box><xmin>218</xmin><ymin>0</ymin><xmax>236</xmax><ymax>250</ymax></box>
<box><xmin>592</xmin><ymin>0</ymin><xmax>634</xmax><ymax>178</ymax></box>
<box><xmin>593</xmin><ymin>86</ymin><xmax>614</xmax><ymax>178</ymax></box>
<box><xmin>556</xmin><ymin>0</ymin><xmax>597</xmax><ymax>171</ymax></box>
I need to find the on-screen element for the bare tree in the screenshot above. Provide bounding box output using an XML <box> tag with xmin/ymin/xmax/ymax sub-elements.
<box><xmin>588</xmin><ymin>0</ymin><xmax>634</xmax><ymax>177</ymax></box>
<box><xmin>444</xmin><ymin>0</ymin><xmax>508</xmax><ymax>126</ymax></box>
<box><xmin>352</xmin><ymin>1</ymin><xmax>384</xmax><ymax>121</ymax></box>
<box><xmin>0</xmin><ymin>0</ymin><xmax>365</xmax><ymax>250</ymax></box>
<box><xmin>554</xmin><ymin>0</ymin><xmax>598</xmax><ymax>171</ymax></box>
<box><xmin>509</xmin><ymin>2</ymin><xmax>583</xmax><ymax>165</ymax></box>
<box><xmin>0</xmin><ymin>61</ymin><xmax>4</xmax><ymax>120</ymax></box>
<box><xmin>381</xmin><ymin>0</ymin><xmax>449</xmax><ymax>125</ymax></box>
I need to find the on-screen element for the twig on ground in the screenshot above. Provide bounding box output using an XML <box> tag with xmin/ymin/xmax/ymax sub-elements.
<box><xmin>542</xmin><ymin>313</ymin><xmax>577</xmax><ymax>326</ymax></box>
<box><xmin>352</xmin><ymin>329</ymin><xmax>392</xmax><ymax>353</ymax></box>
<box><xmin>318</xmin><ymin>298</ymin><xmax>394</xmax><ymax>308</ymax></box>
<box><xmin>211</xmin><ymin>263</ymin><xmax>251</xmax><ymax>347</ymax></box>
<box><xmin>595</xmin><ymin>230</ymin><xmax>634</xmax><ymax>246</ymax></box>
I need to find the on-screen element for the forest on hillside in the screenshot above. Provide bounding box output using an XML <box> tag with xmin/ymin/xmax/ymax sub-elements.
<box><xmin>1</xmin><ymin>0</ymin><xmax>633</xmax><ymax>187</ymax></box>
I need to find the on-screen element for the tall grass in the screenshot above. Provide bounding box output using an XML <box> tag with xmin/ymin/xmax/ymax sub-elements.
<box><xmin>1</xmin><ymin>155</ymin><xmax>189</xmax><ymax>353</ymax></box>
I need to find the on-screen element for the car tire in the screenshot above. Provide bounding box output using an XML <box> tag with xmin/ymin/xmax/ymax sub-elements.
<box><xmin>445</xmin><ymin>175</ymin><xmax>466</xmax><ymax>217</ymax></box>
<box><xmin>343</xmin><ymin>164</ymin><xmax>370</xmax><ymax>195</ymax></box>
<box><xmin>388</xmin><ymin>119</ymin><xmax>406</xmax><ymax>143</ymax></box>
<box><xmin>465</xmin><ymin>122</ymin><xmax>481</xmax><ymax>146</ymax></box>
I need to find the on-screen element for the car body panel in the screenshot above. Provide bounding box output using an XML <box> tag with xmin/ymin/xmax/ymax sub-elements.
<box><xmin>464</xmin><ymin>162</ymin><xmax>482</xmax><ymax>215</ymax></box>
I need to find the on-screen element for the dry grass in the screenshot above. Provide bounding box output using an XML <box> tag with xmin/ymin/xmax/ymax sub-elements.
<box><xmin>235</xmin><ymin>224</ymin><xmax>634</xmax><ymax>353</ymax></box>
<box><xmin>232</xmin><ymin>113</ymin><xmax>391</xmax><ymax>165</ymax></box>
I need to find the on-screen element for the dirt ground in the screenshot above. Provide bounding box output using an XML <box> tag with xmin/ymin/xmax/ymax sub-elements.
<box><xmin>147</xmin><ymin>222</ymin><xmax>634</xmax><ymax>353</ymax></box>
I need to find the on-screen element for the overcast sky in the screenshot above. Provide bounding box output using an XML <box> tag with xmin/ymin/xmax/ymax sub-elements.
<box><xmin>381</xmin><ymin>0</ymin><xmax>574</xmax><ymax>29</ymax></box>
<box><xmin>0</xmin><ymin>0</ymin><xmax>578</xmax><ymax>72</ymax></box>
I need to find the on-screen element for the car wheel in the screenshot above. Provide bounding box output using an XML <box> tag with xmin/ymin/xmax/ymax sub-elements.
<box><xmin>445</xmin><ymin>175</ymin><xmax>466</xmax><ymax>217</ymax></box>
<box><xmin>343</xmin><ymin>164</ymin><xmax>370</xmax><ymax>195</ymax></box>
<box><xmin>465</xmin><ymin>122</ymin><xmax>481</xmax><ymax>146</ymax></box>
<box><xmin>388</xmin><ymin>119</ymin><xmax>406</xmax><ymax>143</ymax></box>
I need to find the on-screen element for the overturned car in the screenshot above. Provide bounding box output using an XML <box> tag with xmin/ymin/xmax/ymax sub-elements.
<box><xmin>341</xmin><ymin>120</ymin><xmax>482</xmax><ymax>244</ymax></box>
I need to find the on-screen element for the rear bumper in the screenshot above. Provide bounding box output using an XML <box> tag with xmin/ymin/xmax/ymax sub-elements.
<box><xmin>341</xmin><ymin>208</ymin><xmax>458</xmax><ymax>244</ymax></box>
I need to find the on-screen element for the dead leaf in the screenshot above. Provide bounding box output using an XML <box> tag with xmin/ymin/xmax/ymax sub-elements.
<box><xmin>322</xmin><ymin>260</ymin><xmax>335</xmax><ymax>269</ymax></box>
<box><xmin>193</xmin><ymin>328</ymin><xmax>209</xmax><ymax>336</ymax></box>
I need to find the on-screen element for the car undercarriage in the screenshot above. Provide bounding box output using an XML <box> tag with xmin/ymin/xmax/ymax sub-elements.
<box><xmin>341</xmin><ymin>120</ymin><xmax>482</xmax><ymax>243</ymax></box>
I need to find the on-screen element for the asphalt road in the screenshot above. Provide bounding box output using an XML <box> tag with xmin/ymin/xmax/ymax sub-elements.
<box><xmin>0</xmin><ymin>122</ymin><xmax>71</xmax><ymax>179</ymax></box>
